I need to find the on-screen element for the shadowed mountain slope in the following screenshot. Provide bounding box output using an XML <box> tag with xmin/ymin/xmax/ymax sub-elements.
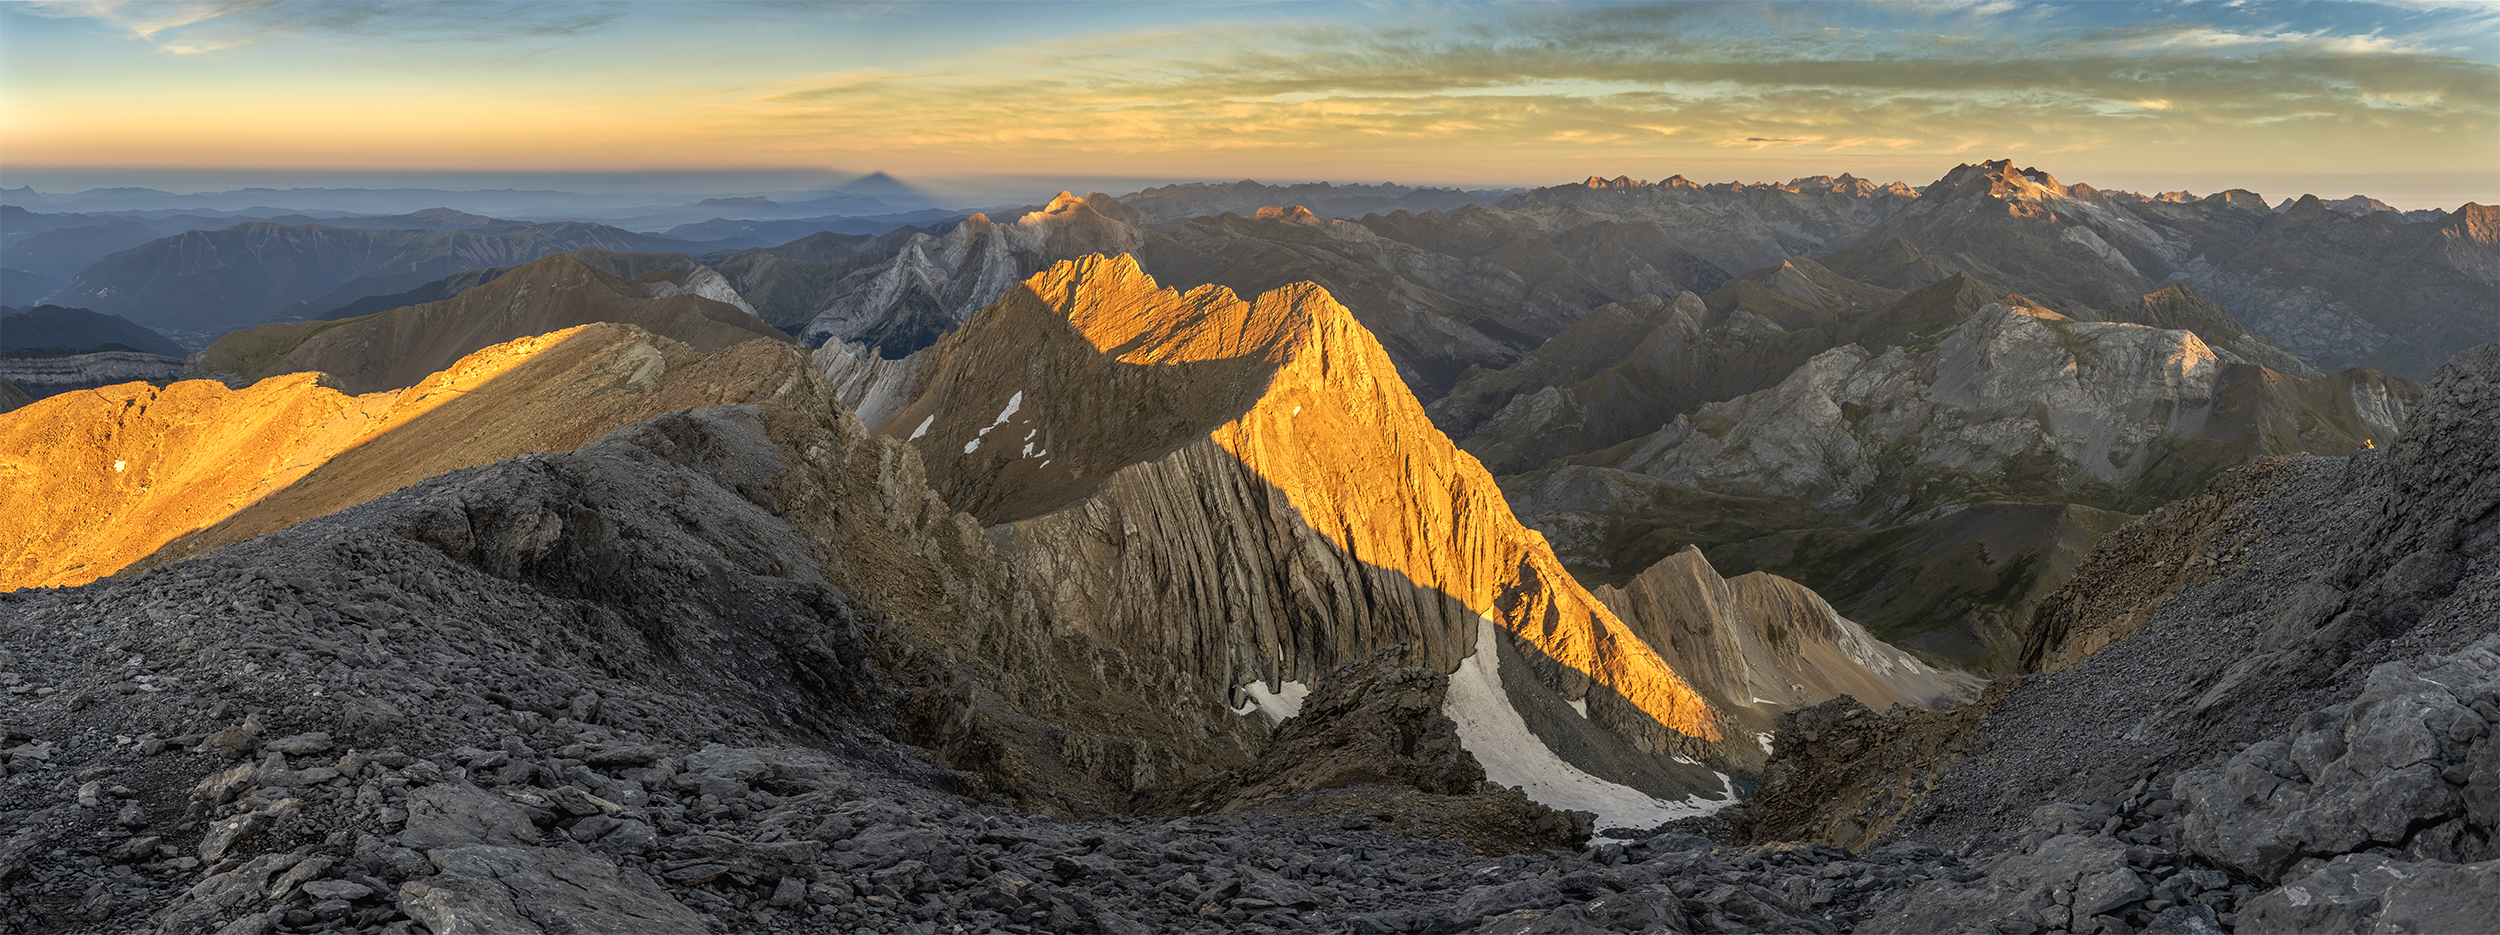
<box><xmin>0</xmin><ymin>304</ymin><xmax>186</xmax><ymax>356</ymax></box>
<box><xmin>186</xmin><ymin>254</ymin><xmax>788</xmax><ymax>395</ymax></box>
<box><xmin>843</xmin><ymin>255</ymin><xmax>1970</xmax><ymax>824</ymax></box>
<box><xmin>54</xmin><ymin>221</ymin><xmax>735</xmax><ymax>334</ymax></box>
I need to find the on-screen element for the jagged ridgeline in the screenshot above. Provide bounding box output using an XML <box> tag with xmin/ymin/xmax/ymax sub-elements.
<box><xmin>829</xmin><ymin>254</ymin><xmax>1971</xmax><ymax>824</ymax></box>
<box><xmin>3</xmin><ymin>252</ymin><xmax>1967</xmax><ymax>833</ymax></box>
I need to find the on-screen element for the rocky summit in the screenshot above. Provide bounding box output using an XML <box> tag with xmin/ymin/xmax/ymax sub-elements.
<box><xmin>0</xmin><ymin>159</ymin><xmax>2493</xmax><ymax>935</ymax></box>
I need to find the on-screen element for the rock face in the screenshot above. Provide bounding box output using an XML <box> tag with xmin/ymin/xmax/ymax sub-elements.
<box><xmin>2099</xmin><ymin>284</ymin><xmax>2319</xmax><ymax>378</ymax></box>
<box><xmin>1607</xmin><ymin>305</ymin><xmax>2413</xmax><ymax>521</ymax></box>
<box><xmin>796</xmin><ymin>192</ymin><xmax>1149</xmax><ymax>354</ymax></box>
<box><xmin>810</xmin><ymin>338</ymin><xmax>920</xmax><ymax>429</ymax></box>
<box><xmin>704</xmin><ymin>229</ymin><xmax>922</xmax><ymax>330</ymax></box>
<box><xmin>186</xmin><ymin>253</ymin><xmax>789</xmax><ymax>394</ymax></box>
<box><xmin>864</xmin><ymin>255</ymin><xmax>1970</xmax><ymax>824</ymax></box>
<box><xmin>1732</xmin><ymin>342</ymin><xmax>2499</xmax><ymax>935</ymax></box>
<box><xmin>886</xmin><ymin>256</ymin><xmax>1724</xmax><ymax>774</ymax></box>
<box><xmin>1593</xmin><ymin>548</ymin><xmax>1979</xmax><ymax>732</ymax></box>
<box><xmin>0</xmin><ymin>323</ymin><xmax>818</xmax><ymax>591</ymax></box>
<box><xmin>0</xmin><ymin>348</ymin><xmax>184</xmax><ymax>401</ymax></box>
<box><xmin>2172</xmin><ymin>645</ymin><xmax>2500</xmax><ymax>882</ymax></box>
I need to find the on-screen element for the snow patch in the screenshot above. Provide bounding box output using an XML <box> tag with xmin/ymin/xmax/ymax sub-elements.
<box><xmin>1442</xmin><ymin>615</ymin><xmax>1735</xmax><ymax>829</ymax></box>
<box><xmin>908</xmin><ymin>415</ymin><xmax>934</xmax><ymax>441</ymax></box>
<box><xmin>963</xmin><ymin>438</ymin><xmax>980</xmax><ymax>454</ymax></box>
<box><xmin>1757</xmin><ymin>732</ymin><xmax>1776</xmax><ymax>755</ymax></box>
<box><xmin>1567</xmin><ymin>697</ymin><xmax>1589</xmax><ymax>718</ymax></box>
<box><xmin>975</xmin><ymin>390</ymin><xmax>1023</xmax><ymax>438</ymax></box>
<box><xmin>1229</xmin><ymin>679</ymin><xmax>1311</xmax><ymax>726</ymax></box>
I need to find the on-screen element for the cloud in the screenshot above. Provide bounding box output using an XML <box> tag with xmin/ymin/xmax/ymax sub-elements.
<box><xmin>717</xmin><ymin>0</ymin><xmax>2494</xmax><ymax>175</ymax></box>
<box><xmin>25</xmin><ymin>0</ymin><xmax>623</xmax><ymax>53</ymax></box>
<box><xmin>12</xmin><ymin>0</ymin><xmax>2490</xmax><ymax>187</ymax></box>
<box><xmin>24</xmin><ymin>0</ymin><xmax>277</xmax><ymax>52</ymax></box>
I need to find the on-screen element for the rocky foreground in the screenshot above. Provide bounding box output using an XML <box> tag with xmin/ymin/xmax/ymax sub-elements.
<box><xmin>0</xmin><ymin>406</ymin><xmax>1965</xmax><ymax>935</ymax></box>
<box><xmin>0</xmin><ymin>338</ymin><xmax>2490</xmax><ymax>934</ymax></box>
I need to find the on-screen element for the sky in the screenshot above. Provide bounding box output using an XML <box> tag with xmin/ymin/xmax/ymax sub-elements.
<box><xmin>2</xmin><ymin>0</ymin><xmax>2495</xmax><ymax>208</ymax></box>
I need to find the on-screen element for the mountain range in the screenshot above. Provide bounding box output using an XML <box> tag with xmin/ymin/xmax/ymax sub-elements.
<box><xmin>49</xmin><ymin>221</ymin><xmax>745</xmax><ymax>337</ymax></box>
<box><xmin>0</xmin><ymin>158</ymin><xmax>2492</xmax><ymax>935</ymax></box>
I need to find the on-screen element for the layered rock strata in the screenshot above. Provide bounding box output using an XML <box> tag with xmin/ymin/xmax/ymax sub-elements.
<box><xmin>0</xmin><ymin>349</ymin><xmax>184</xmax><ymax>401</ymax></box>
<box><xmin>862</xmin><ymin>255</ymin><xmax>1972</xmax><ymax>823</ymax></box>
<box><xmin>1607</xmin><ymin>304</ymin><xmax>2413</xmax><ymax>520</ymax></box>
<box><xmin>1593</xmin><ymin>548</ymin><xmax>1979</xmax><ymax>731</ymax></box>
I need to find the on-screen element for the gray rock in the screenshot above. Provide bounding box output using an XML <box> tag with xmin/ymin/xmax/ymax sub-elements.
<box><xmin>2369</xmin><ymin>858</ymin><xmax>2500</xmax><ymax>935</ymax></box>
<box><xmin>2073</xmin><ymin>865</ymin><xmax>2151</xmax><ymax>918</ymax></box>
<box><xmin>2237</xmin><ymin>854</ymin><xmax>2414</xmax><ymax>933</ymax></box>
<box><xmin>265</xmin><ymin>855</ymin><xmax>334</xmax><ymax>903</ymax></box>
<box><xmin>197</xmin><ymin>810</ymin><xmax>270</xmax><ymax>862</ymax></box>
<box><xmin>178</xmin><ymin>853</ymin><xmax>302</xmax><ymax>911</ymax></box>
<box><xmin>262</xmin><ymin>732</ymin><xmax>334</xmax><ymax>756</ymax></box>
<box><xmin>2140</xmin><ymin>903</ymin><xmax>2224</xmax><ymax>934</ymax></box>
<box><xmin>299</xmin><ymin>879</ymin><xmax>375</xmax><ymax>902</ymax></box>
<box><xmin>1859</xmin><ymin>833</ymin><xmax>2133</xmax><ymax>935</ymax></box>
<box><xmin>398</xmin><ymin>845</ymin><xmax>704</xmax><ymax>935</ymax></box>
<box><xmin>401</xmin><ymin>783</ymin><xmax>539</xmax><ymax>849</ymax></box>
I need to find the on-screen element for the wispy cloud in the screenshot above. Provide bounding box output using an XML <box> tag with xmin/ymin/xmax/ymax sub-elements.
<box><xmin>714</xmin><ymin>2</ymin><xmax>2495</xmax><ymax>172</ymax></box>
<box><xmin>25</xmin><ymin>0</ymin><xmax>277</xmax><ymax>53</ymax></box>
<box><xmin>8</xmin><ymin>0</ymin><xmax>2491</xmax><ymax>191</ymax></box>
<box><xmin>25</xmin><ymin>0</ymin><xmax>622</xmax><ymax>53</ymax></box>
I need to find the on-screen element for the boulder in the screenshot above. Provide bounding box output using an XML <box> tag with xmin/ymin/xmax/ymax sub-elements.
<box><xmin>401</xmin><ymin>783</ymin><xmax>539</xmax><ymax>849</ymax></box>
<box><xmin>399</xmin><ymin>845</ymin><xmax>703</xmax><ymax>934</ymax></box>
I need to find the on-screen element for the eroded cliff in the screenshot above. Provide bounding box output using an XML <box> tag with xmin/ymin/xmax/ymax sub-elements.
<box><xmin>860</xmin><ymin>255</ymin><xmax>1971</xmax><ymax>824</ymax></box>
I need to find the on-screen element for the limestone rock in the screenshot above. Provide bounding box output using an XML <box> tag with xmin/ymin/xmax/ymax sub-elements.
<box><xmin>1594</xmin><ymin>546</ymin><xmax>1979</xmax><ymax>750</ymax></box>
<box><xmin>1610</xmin><ymin>303</ymin><xmax>2413</xmax><ymax>521</ymax></box>
<box><xmin>401</xmin><ymin>783</ymin><xmax>539</xmax><ymax>850</ymax></box>
<box><xmin>399</xmin><ymin>845</ymin><xmax>704</xmax><ymax>935</ymax></box>
<box><xmin>0</xmin><ymin>349</ymin><xmax>183</xmax><ymax>401</ymax></box>
<box><xmin>881</xmin><ymin>254</ymin><xmax>1741</xmax><ymax>815</ymax></box>
<box><xmin>2173</xmin><ymin>643</ymin><xmax>2498</xmax><ymax>882</ymax></box>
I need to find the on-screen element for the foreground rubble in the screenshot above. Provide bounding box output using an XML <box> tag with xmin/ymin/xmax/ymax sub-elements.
<box><xmin>3</xmin><ymin>342</ymin><xmax>2489</xmax><ymax>933</ymax></box>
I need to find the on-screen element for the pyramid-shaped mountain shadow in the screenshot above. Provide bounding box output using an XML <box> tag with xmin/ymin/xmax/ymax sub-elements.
<box><xmin>839</xmin><ymin>254</ymin><xmax>1972</xmax><ymax>823</ymax></box>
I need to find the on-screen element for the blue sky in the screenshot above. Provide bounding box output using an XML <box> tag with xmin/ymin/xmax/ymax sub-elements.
<box><xmin>3</xmin><ymin>1</ymin><xmax>2493</xmax><ymax>206</ymax></box>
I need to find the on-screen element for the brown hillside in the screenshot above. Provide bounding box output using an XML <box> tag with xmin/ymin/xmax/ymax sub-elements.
<box><xmin>1</xmin><ymin>323</ymin><xmax>812</xmax><ymax>591</ymax></box>
<box><xmin>190</xmin><ymin>253</ymin><xmax>788</xmax><ymax>395</ymax></box>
